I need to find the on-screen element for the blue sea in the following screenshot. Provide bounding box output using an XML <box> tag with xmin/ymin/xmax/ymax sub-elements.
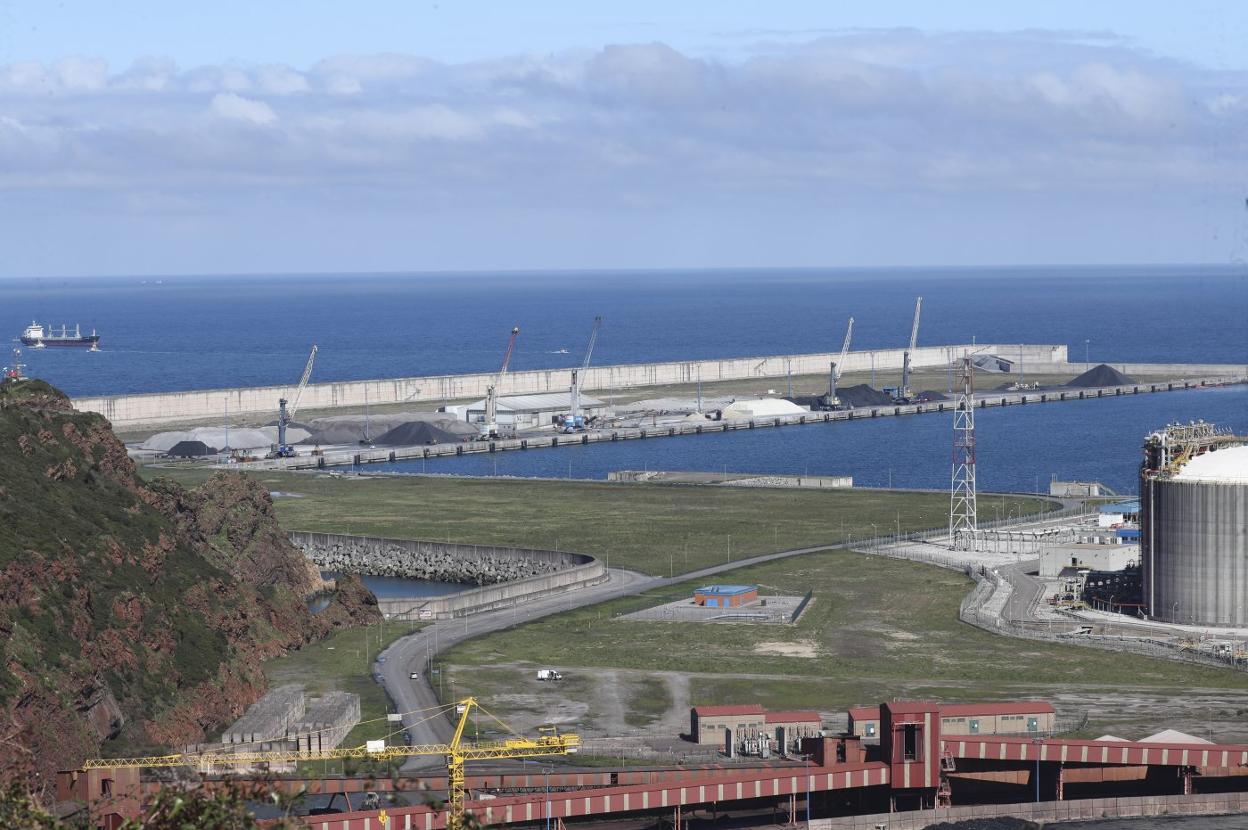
<box><xmin>4</xmin><ymin>265</ymin><xmax>1246</xmax><ymax>398</ymax></box>
<box><xmin>4</xmin><ymin>265</ymin><xmax>1246</xmax><ymax>495</ymax></box>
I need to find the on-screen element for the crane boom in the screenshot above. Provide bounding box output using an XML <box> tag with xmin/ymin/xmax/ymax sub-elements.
<box><xmin>82</xmin><ymin>697</ymin><xmax>579</xmax><ymax>830</ymax></box>
<box><xmin>567</xmin><ymin>316</ymin><xmax>602</xmax><ymax>428</ymax></box>
<box><xmin>483</xmin><ymin>327</ymin><xmax>521</xmax><ymax>438</ymax></box>
<box><xmin>276</xmin><ymin>344</ymin><xmax>318</xmax><ymax>455</ymax></box>
<box><xmin>828</xmin><ymin>317</ymin><xmax>854</xmax><ymax>408</ymax></box>
<box><xmin>899</xmin><ymin>297</ymin><xmax>923</xmax><ymax>400</ymax></box>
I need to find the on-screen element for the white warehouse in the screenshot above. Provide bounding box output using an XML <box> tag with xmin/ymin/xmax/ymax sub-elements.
<box><xmin>444</xmin><ymin>392</ymin><xmax>608</xmax><ymax>431</ymax></box>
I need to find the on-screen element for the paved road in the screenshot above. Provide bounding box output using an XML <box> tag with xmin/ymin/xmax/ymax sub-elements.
<box><xmin>375</xmin><ymin>542</ymin><xmax>848</xmax><ymax>767</ymax></box>
<box><xmin>1000</xmin><ymin>560</ymin><xmax>1044</xmax><ymax>622</ymax></box>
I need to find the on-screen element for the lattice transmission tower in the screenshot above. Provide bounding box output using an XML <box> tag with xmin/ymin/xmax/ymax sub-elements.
<box><xmin>949</xmin><ymin>355</ymin><xmax>979</xmax><ymax>550</ymax></box>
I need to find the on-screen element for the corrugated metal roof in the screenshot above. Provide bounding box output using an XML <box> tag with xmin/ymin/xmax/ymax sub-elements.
<box><xmin>765</xmin><ymin>711</ymin><xmax>821</xmax><ymax>724</ymax></box>
<box><xmin>692</xmin><ymin>704</ymin><xmax>765</xmax><ymax>717</ymax></box>
<box><xmin>939</xmin><ymin>701</ymin><xmax>1055</xmax><ymax>717</ymax></box>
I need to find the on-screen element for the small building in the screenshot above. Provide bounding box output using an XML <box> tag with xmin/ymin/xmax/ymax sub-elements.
<box><xmin>690</xmin><ymin>704</ymin><xmax>766</xmax><ymax>744</ymax></box>
<box><xmin>1097</xmin><ymin>500</ymin><xmax>1140</xmax><ymax>528</ymax></box>
<box><xmin>937</xmin><ymin>701</ymin><xmax>1055</xmax><ymax>736</ymax></box>
<box><xmin>848</xmin><ymin>700</ymin><xmax>1056</xmax><ymax>740</ymax></box>
<box><xmin>1039</xmin><ymin>542</ymin><xmax>1139</xmax><ymax>577</ymax></box>
<box><xmin>847</xmin><ymin>705</ymin><xmax>882</xmax><ymax>740</ymax></box>
<box><xmin>693</xmin><ymin>585</ymin><xmax>758</xmax><ymax>608</ymax></box>
<box><xmin>446</xmin><ymin>392</ymin><xmax>608</xmax><ymax>431</ymax></box>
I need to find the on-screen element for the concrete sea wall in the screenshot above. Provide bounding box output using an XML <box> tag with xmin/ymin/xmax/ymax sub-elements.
<box><xmin>288</xmin><ymin>531</ymin><xmax>606</xmax><ymax>620</ymax></box>
<box><xmin>74</xmin><ymin>343</ymin><xmax>1069</xmax><ymax>428</ymax></box>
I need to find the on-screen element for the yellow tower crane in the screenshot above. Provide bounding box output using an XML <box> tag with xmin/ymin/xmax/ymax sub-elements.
<box><xmin>82</xmin><ymin>697</ymin><xmax>579</xmax><ymax>830</ymax></box>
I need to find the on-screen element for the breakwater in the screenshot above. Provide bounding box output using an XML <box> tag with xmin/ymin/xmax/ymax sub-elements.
<box><xmin>242</xmin><ymin>375</ymin><xmax>1244</xmax><ymax>473</ymax></box>
<box><xmin>287</xmin><ymin>531</ymin><xmax>607</xmax><ymax>619</ymax></box>
<box><xmin>74</xmin><ymin>342</ymin><xmax>1070</xmax><ymax>428</ymax></box>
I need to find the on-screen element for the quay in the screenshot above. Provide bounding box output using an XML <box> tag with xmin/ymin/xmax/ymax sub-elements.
<box><xmin>74</xmin><ymin>342</ymin><xmax>1073</xmax><ymax>429</ymax></box>
<box><xmin>230</xmin><ymin>375</ymin><xmax>1244</xmax><ymax>472</ymax></box>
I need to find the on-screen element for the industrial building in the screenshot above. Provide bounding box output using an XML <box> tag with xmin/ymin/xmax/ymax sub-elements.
<box><xmin>1141</xmin><ymin>422</ymin><xmax>1248</xmax><ymax>626</ymax></box>
<box><xmin>1039</xmin><ymin>541</ymin><xmax>1139</xmax><ymax>578</ymax></box>
<box><xmin>689</xmin><ymin>704</ymin><xmax>822</xmax><ymax>747</ymax></box>
<box><xmin>693</xmin><ymin>585</ymin><xmax>759</xmax><ymax>608</ymax></box>
<box><xmin>1098</xmin><ymin>501</ymin><xmax>1140</xmax><ymax>528</ymax></box>
<box><xmin>847</xmin><ymin>701</ymin><xmax>1055</xmax><ymax>741</ymax></box>
<box><xmin>445</xmin><ymin>392</ymin><xmax>607</xmax><ymax>431</ymax></box>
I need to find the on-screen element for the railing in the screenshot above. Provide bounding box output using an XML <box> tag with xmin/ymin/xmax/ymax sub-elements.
<box><xmin>959</xmin><ymin>567</ymin><xmax>1248</xmax><ymax>673</ymax></box>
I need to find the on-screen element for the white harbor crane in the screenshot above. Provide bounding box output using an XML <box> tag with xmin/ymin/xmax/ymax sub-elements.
<box><xmin>895</xmin><ymin>296</ymin><xmax>923</xmax><ymax>402</ymax></box>
<box><xmin>481</xmin><ymin>327</ymin><xmax>520</xmax><ymax>439</ymax></box>
<box><xmin>561</xmin><ymin>315</ymin><xmax>602</xmax><ymax>432</ymax></box>
<box><xmin>271</xmin><ymin>344</ymin><xmax>317</xmax><ymax>458</ymax></box>
<box><xmin>821</xmin><ymin>317</ymin><xmax>854</xmax><ymax>410</ymax></box>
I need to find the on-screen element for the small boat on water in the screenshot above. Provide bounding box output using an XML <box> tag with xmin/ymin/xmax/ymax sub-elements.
<box><xmin>21</xmin><ymin>321</ymin><xmax>101</xmax><ymax>350</ymax></box>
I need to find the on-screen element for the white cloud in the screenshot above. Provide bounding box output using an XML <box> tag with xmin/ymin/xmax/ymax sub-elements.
<box><xmin>210</xmin><ymin>92</ymin><xmax>278</xmax><ymax>125</ymax></box>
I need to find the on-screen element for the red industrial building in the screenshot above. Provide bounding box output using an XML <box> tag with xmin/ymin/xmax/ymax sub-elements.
<box><xmin>689</xmin><ymin>704</ymin><xmax>822</xmax><ymax>747</ymax></box>
<box><xmin>848</xmin><ymin>700</ymin><xmax>1056</xmax><ymax>741</ymax></box>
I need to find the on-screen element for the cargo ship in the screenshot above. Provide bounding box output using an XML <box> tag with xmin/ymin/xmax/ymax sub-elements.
<box><xmin>20</xmin><ymin>321</ymin><xmax>100</xmax><ymax>350</ymax></box>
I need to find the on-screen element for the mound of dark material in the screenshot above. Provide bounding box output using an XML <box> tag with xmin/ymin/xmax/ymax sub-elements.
<box><xmin>915</xmin><ymin>390</ymin><xmax>950</xmax><ymax>402</ymax></box>
<box><xmin>375</xmin><ymin>420</ymin><xmax>464</xmax><ymax>446</ymax></box>
<box><xmin>1067</xmin><ymin>363</ymin><xmax>1136</xmax><ymax>388</ymax></box>
<box><xmin>923</xmin><ymin>818</ymin><xmax>1040</xmax><ymax>830</ymax></box>
<box><xmin>837</xmin><ymin>384</ymin><xmax>895</xmax><ymax>407</ymax></box>
<box><xmin>168</xmin><ymin>439</ymin><xmax>217</xmax><ymax>457</ymax></box>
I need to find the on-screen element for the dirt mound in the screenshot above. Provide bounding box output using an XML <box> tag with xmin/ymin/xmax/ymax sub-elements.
<box><xmin>924</xmin><ymin>819</ymin><xmax>1039</xmax><ymax>830</ymax></box>
<box><xmin>837</xmin><ymin>384</ymin><xmax>894</xmax><ymax>407</ymax></box>
<box><xmin>1067</xmin><ymin>363</ymin><xmax>1136</xmax><ymax>388</ymax></box>
<box><xmin>375</xmin><ymin>420</ymin><xmax>466</xmax><ymax>446</ymax></box>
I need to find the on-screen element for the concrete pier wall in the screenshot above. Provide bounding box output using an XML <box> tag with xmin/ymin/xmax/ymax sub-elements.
<box><xmin>288</xmin><ymin>531</ymin><xmax>606</xmax><ymax>620</ymax></box>
<box><xmin>73</xmin><ymin>343</ymin><xmax>1069</xmax><ymax>429</ymax></box>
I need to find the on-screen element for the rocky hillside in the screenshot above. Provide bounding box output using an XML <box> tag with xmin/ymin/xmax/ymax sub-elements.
<box><xmin>0</xmin><ymin>379</ymin><xmax>380</xmax><ymax>789</ymax></box>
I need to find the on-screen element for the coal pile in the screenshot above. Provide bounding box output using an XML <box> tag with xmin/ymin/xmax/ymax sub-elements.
<box><xmin>837</xmin><ymin>384</ymin><xmax>895</xmax><ymax>407</ymax></box>
<box><xmin>914</xmin><ymin>390</ymin><xmax>950</xmax><ymax>402</ymax></box>
<box><xmin>1067</xmin><ymin>363</ymin><xmax>1136</xmax><ymax>388</ymax></box>
<box><xmin>374</xmin><ymin>421</ymin><xmax>465</xmax><ymax>446</ymax></box>
<box><xmin>924</xmin><ymin>819</ymin><xmax>1039</xmax><ymax>830</ymax></box>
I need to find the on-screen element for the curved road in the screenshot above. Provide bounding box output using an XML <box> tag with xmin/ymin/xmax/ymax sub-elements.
<box><xmin>376</xmin><ymin>542</ymin><xmax>849</xmax><ymax>767</ymax></box>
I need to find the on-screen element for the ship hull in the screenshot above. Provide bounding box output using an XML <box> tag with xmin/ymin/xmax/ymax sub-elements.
<box><xmin>21</xmin><ymin>335</ymin><xmax>100</xmax><ymax>348</ymax></box>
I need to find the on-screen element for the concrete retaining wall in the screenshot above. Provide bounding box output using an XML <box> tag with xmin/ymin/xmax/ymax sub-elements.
<box><xmin>288</xmin><ymin>531</ymin><xmax>607</xmax><ymax>620</ymax></box>
<box><xmin>73</xmin><ymin>343</ymin><xmax>1068</xmax><ymax>428</ymax></box>
<box><xmin>814</xmin><ymin>791</ymin><xmax>1248</xmax><ymax>829</ymax></box>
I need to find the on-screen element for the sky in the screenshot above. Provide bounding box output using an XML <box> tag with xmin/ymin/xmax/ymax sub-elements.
<box><xmin>1</xmin><ymin>1</ymin><xmax>1247</xmax><ymax>277</ymax></box>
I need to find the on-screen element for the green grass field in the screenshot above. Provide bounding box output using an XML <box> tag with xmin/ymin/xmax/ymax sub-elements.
<box><xmin>148</xmin><ymin>467</ymin><xmax>1057</xmax><ymax>577</ymax></box>
<box><xmin>440</xmin><ymin>548</ymin><xmax>1248</xmax><ymax>739</ymax></box>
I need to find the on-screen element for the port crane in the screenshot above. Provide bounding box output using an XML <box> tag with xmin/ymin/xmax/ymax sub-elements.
<box><xmin>893</xmin><ymin>297</ymin><xmax>923</xmax><ymax>402</ymax></box>
<box><xmin>271</xmin><ymin>344</ymin><xmax>317</xmax><ymax>458</ymax></box>
<box><xmin>481</xmin><ymin>327</ymin><xmax>520</xmax><ymax>439</ymax></box>
<box><xmin>82</xmin><ymin>697</ymin><xmax>579</xmax><ymax>830</ymax></box>
<box><xmin>820</xmin><ymin>317</ymin><xmax>853</xmax><ymax>410</ymax></box>
<box><xmin>562</xmin><ymin>316</ymin><xmax>602</xmax><ymax>432</ymax></box>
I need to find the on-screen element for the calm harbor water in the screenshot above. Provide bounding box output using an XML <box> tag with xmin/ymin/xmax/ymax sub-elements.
<box><xmin>378</xmin><ymin>384</ymin><xmax>1248</xmax><ymax>496</ymax></box>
